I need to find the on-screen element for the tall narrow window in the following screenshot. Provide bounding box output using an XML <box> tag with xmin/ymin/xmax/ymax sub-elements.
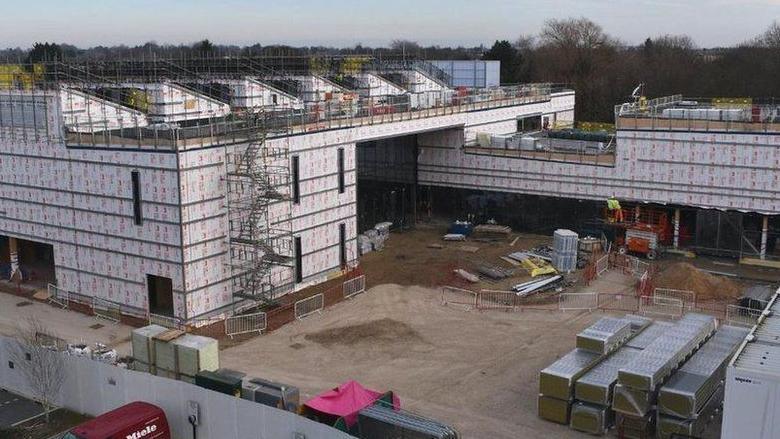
<box><xmin>339</xmin><ymin>223</ymin><xmax>347</xmax><ymax>268</ymax></box>
<box><xmin>294</xmin><ymin>236</ymin><xmax>303</xmax><ymax>283</ymax></box>
<box><xmin>131</xmin><ymin>171</ymin><xmax>142</xmax><ymax>225</ymax></box>
<box><xmin>337</xmin><ymin>148</ymin><xmax>345</xmax><ymax>194</ymax></box>
<box><xmin>291</xmin><ymin>156</ymin><xmax>300</xmax><ymax>204</ymax></box>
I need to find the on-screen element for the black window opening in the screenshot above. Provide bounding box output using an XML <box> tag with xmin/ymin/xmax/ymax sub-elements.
<box><xmin>131</xmin><ymin>170</ymin><xmax>142</xmax><ymax>225</ymax></box>
<box><xmin>147</xmin><ymin>274</ymin><xmax>174</xmax><ymax>317</ymax></box>
<box><xmin>272</xmin><ymin>94</ymin><xmax>278</xmax><ymax>105</ymax></box>
<box><xmin>339</xmin><ymin>223</ymin><xmax>347</xmax><ymax>269</ymax></box>
<box><xmin>291</xmin><ymin>156</ymin><xmax>300</xmax><ymax>204</ymax></box>
<box><xmin>294</xmin><ymin>236</ymin><xmax>303</xmax><ymax>283</ymax></box>
<box><xmin>337</xmin><ymin>148</ymin><xmax>345</xmax><ymax>194</ymax></box>
<box><xmin>517</xmin><ymin>116</ymin><xmax>542</xmax><ymax>133</ymax></box>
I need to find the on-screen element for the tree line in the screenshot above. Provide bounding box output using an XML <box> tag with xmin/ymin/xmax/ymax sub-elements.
<box><xmin>3</xmin><ymin>18</ymin><xmax>780</xmax><ymax>122</ymax></box>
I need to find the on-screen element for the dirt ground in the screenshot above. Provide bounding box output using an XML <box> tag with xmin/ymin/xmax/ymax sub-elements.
<box><xmin>221</xmin><ymin>283</ymin><xmax>611</xmax><ymax>439</ymax></box>
<box><xmin>0</xmin><ymin>292</ymin><xmax>133</xmax><ymax>355</ymax></box>
<box><xmin>359</xmin><ymin>223</ymin><xmax>556</xmax><ymax>291</ymax></box>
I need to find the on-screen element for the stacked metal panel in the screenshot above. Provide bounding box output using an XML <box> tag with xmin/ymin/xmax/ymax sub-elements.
<box><xmin>576</xmin><ymin>317</ymin><xmax>633</xmax><ymax>355</ymax></box>
<box><xmin>569</xmin><ymin>319</ymin><xmax>661</xmax><ymax>435</ymax></box>
<box><xmin>552</xmin><ymin>229</ymin><xmax>578</xmax><ymax>272</ymax></box>
<box><xmin>358</xmin><ymin>405</ymin><xmax>459</xmax><ymax>439</ymax></box>
<box><xmin>539</xmin><ymin>316</ymin><xmax>647</xmax><ymax>425</ymax></box>
<box><xmin>657</xmin><ymin>386</ymin><xmax>725</xmax><ymax>439</ymax></box>
<box><xmin>612</xmin><ymin>313</ymin><xmax>717</xmax><ymax>432</ymax></box>
<box><xmin>658</xmin><ymin>325</ymin><xmax>748</xmax><ymax>419</ymax></box>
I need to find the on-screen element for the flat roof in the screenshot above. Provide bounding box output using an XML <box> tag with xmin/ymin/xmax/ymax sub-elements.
<box><xmin>731</xmin><ymin>289</ymin><xmax>780</xmax><ymax>378</ymax></box>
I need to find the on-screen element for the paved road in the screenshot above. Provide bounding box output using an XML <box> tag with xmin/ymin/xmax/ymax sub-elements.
<box><xmin>0</xmin><ymin>388</ymin><xmax>44</xmax><ymax>427</ymax></box>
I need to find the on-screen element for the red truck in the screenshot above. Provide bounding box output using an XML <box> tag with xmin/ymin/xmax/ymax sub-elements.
<box><xmin>63</xmin><ymin>402</ymin><xmax>170</xmax><ymax>439</ymax></box>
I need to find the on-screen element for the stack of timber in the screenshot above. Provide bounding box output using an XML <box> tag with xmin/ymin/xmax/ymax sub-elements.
<box><xmin>471</xmin><ymin>224</ymin><xmax>512</xmax><ymax>241</ymax></box>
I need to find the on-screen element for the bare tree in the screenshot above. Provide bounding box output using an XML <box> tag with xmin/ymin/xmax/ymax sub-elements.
<box><xmin>9</xmin><ymin>316</ymin><xmax>65</xmax><ymax>423</ymax></box>
<box><xmin>754</xmin><ymin>20</ymin><xmax>780</xmax><ymax>47</ymax></box>
<box><xmin>539</xmin><ymin>17</ymin><xmax>611</xmax><ymax>49</ymax></box>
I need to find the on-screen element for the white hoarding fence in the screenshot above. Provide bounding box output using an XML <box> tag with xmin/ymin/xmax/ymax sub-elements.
<box><xmin>295</xmin><ymin>293</ymin><xmax>324</xmax><ymax>319</ymax></box>
<box><xmin>440</xmin><ymin>286</ymin><xmax>478</xmax><ymax>310</ymax></box>
<box><xmin>559</xmin><ymin>293</ymin><xmax>598</xmax><ymax>311</ymax></box>
<box><xmin>47</xmin><ymin>283</ymin><xmax>69</xmax><ymax>309</ymax></box>
<box><xmin>0</xmin><ymin>337</ymin><xmax>353</xmax><ymax>439</ymax></box>
<box><xmin>726</xmin><ymin>305</ymin><xmax>763</xmax><ymax>328</ymax></box>
<box><xmin>92</xmin><ymin>297</ymin><xmax>120</xmax><ymax>323</ymax></box>
<box><xmin>654</xmin><ymin>288</ymin><xmax>696</xmax><ymax>311</ymax></box>
<box><xmin>640</xmin><ymin>295</ymin><xmax>683</xmax><ymax>318</ymax></box>
<box><xmin>477</xmin><ymin>290</ymin><xmax>516</xmax><ymax>311</ymax></box>
<box><xmin>343</xmin><ymin>275</ymin><xmax>366</xmax><ymax>299</ymax></box>
<box><xmin>225</xmin><ymin>312</ymin><xmax>267</xmax><ymax>338</ymax></box>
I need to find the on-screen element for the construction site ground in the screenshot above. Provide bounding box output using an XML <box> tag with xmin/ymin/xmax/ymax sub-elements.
<box><xmin>221</xmin><ymin>283</ymin><xmax>607</xmax><ymax>439</ymax></box>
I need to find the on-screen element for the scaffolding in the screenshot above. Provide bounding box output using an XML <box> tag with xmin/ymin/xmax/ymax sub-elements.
<box><xmin>225</xmin><ymin>120</ymin><xmax>294</xmax><ymax>306</ymax></box>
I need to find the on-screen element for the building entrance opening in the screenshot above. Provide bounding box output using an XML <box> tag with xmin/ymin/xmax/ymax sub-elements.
<box><xmin>147</xmin><ymin>274</ymin><xmax>174</xmax><ymax>317</ymax></box>
<box><xmin>357</xmin><ymin>134</ymin><xmax>418</xmax><ymax>233</ymax></box>
<box><xmin>1</xmin><ymin>236</ymin><xmax>56</xmax><ymax>285</ymax></box>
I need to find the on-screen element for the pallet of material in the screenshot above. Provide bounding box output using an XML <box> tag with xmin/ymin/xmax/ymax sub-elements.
<box><xmin>131</xmin><ymin>324</ymin><xmax>168</xmax><ymax>365</ymax></box>
<box><xmin>576</xmin><ymin>317</ymin><xmax>633</xmax><ymax>355</ymax></box>
<box><xmin>570</xmin><ymin>401</ymin><xmax>613</xmax><ymax>435</ymax></box>
<box><xmin>617</xmin><ymin>313</ymin><xmax>716</xmax><ymax>392</ymax></box>
<box><xmin>657</xmin><ymin>325</ymin><xmax>749</xmax><ymax>419</ymax></box>
<box><xmin>358</xmin><ymin>404</ymin><xmax>459</xmax><ymax>439</ymax></box>
<box><xmin>656</xmin><ymin>385</ymin><xmax>725</xmax><ymax>439</ymax></box>
<box><xmin>472</xmin><ymin>224</ymin><xmax>512</xmax><ymax>240</ymax></box>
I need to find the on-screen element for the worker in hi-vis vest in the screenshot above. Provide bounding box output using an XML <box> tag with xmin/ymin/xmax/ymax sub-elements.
<box><xmin>607</xmin><ymin>196</ymin><xmax>624</xmax><ymax>223</ymax></box>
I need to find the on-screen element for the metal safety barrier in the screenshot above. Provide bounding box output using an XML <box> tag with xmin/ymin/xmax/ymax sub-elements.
<box><xmin>654</xmin><ymin>288</ymin><xmax>696</xmax><ymax>311</ymax></box>
<box><xmin>47</xmin><ymin>283</ymin><xmax>69</xmax><ymax>309</ymax></box>
<box><xmin>597</xmin><ymin>293</ymin><xmax>640</xmax><ymax>312</ymax></box>
<box><xmin>595</xmin><ymin>255</ymin><xmax>609</xmax><ymax>277</ymax></box>
<box><xmin>477</xmin><ymin>290</ymin><xmax>516</xmax><ymax>311</ymax></box>
<box><xmin>726</xmin><ymin>305</ymin><xmax>763</xmax><ymax>328</ymax></box>
<box><xmin>225</xmin><ymin>312</ymin><xmax>267</xmax><ymax>338</ymax></box>
<box><xmin>639</xmin><ymin>295</ymin><xmax>683</xmax><ymax>318</ymax></box>
<box><xmin>441</xmin><ymin>286</ymin><xmax>478</xmax><ymax>311</ymax></box>
<box><xmin>149</xmin><ymin>313</ymin><xmax>185</xmax><ymax>330</ymax></box>
<box><xmin>92</xmin><ymin>297</ymin><xmax>121</xmax><ymax>324</ymax></box>
<box><xmin>343</xmin><ymin>275</ymin><xmax>366</xmax><ymax>299</ymax></box>
<box><xmin>559</xmin><ymin>293</ymin><xmax>598</xmax><ymax>311</ymax></box>
<box><xmin>294</xmin><ymin>293</ymin><xmax>324</xmax><ymax>319</ymax></box>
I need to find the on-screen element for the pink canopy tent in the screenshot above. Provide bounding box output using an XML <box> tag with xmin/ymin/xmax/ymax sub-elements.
<box><xmin>304</xmin><ymin>380</ymin><xmax>400</xmax><ymax>427</ymax></box>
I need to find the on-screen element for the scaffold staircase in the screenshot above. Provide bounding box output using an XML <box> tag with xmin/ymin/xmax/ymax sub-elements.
<box><xmin>225</xmin><ymin>124</ymin><xmax>294</xmax><ymax>306</ymax></box>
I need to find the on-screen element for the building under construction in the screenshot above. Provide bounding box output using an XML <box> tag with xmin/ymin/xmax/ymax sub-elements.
<box><xmin>1</xmin><ymin>57</ymin><xmax>778</xmax><ymax>325</ymax></box>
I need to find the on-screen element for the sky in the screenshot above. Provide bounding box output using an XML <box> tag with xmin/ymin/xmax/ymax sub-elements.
<box><xmin>3</xmin><ymin>0</ymin><xmax>780</xmax><ymax>49</ymax></box>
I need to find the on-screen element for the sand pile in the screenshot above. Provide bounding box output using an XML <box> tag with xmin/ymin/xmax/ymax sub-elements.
<box><xmin>305</xmin><ymin>318</ymin><xmax>423</xmax><ymax>347</ymax></box>
<box><xmin>653</xmin><ymin>262</ymin><xmax>742</xmax><ymax>301</ymax></box>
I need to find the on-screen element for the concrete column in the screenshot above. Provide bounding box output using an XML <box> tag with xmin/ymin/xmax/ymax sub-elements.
<box><xmin>8</xmin><ymin>237</ymin><xmax>21</xmax><ymax>282</ymax></box>
<box><xmin>673</xmin><ymin>208</ymin><xmax>680</xmax><ymax>249</ymax></box>
<box><xmin>761</xmin><ymin>215</ymin><xmax>769</xmax><ymax>260</ymax></box>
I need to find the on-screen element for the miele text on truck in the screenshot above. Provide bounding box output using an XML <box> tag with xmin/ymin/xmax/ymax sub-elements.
<box><xmin>62</xmin><ymin>401</ymin><xmax>170</xmax><ymax>439</ymax></box>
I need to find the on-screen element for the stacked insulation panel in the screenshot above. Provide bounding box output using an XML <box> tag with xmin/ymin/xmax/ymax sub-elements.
<box><xmin>131</xmin><ymin>324</ymin><xmax>168</xmax><ymax>374</ymax></box>
<box><xmin>538</xmin><ymin>316</ymin><xmax>641</xmax><ymax>424</ymax></box>
<box><xmin>132</xmin><ymin>325</ymin><xmax>219</xmax><ymax>382</ymax></box>
<box><xmin>612</xmin><ymin>313</ymin><xmax>717</xmax><ymax>438</ymax></box>
<box><xmin>552</xmin><ymin>229</ymin><xmax>578</xmax><ymax>273</ymax></box>
<box><xmin>656</xmin><ymin>325</ymin><xmax>748</xmax><ymax>439</ymax></box>
<box><xmin>570</xmin><ymin>320</ymin><xmax>668</xmax><ymax>435</ymax></box>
